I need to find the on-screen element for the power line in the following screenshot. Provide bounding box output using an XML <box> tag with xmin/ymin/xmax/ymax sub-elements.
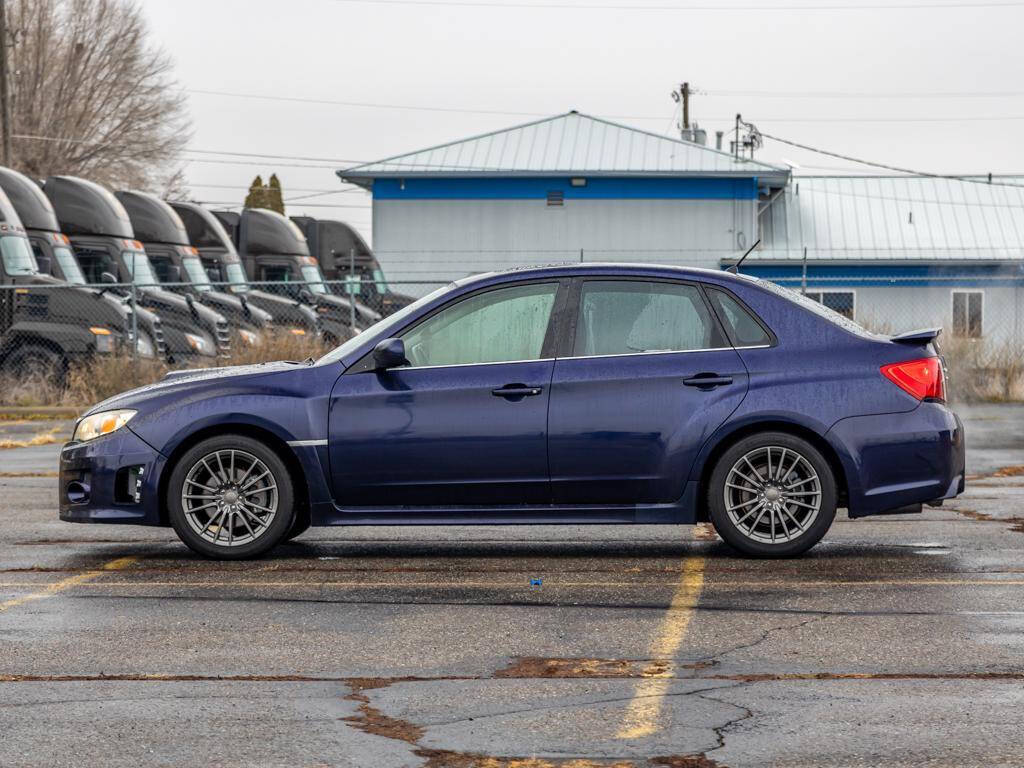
<box><xmin>321</xmin><ymin>0</ymin><xmax>1024</xmax><ymax>10</ymax></box>
<box><xmin>705</xmin><ymin>89</ymin><xmax>1024</xmax><ymax>99</ymax></box>
<box><xmin>761</xmin><ymin>131</ymin><xmax>1024</xmax><ymax>189</ymax></box>
<box><xmin>189</xmin><ymin>183</ymin><xmax>366</xmax><ymax>194</ymax></box>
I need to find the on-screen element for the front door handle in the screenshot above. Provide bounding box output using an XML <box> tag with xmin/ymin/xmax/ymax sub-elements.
<box><xmin>683</xmin><ymin>373</ymin><xmax>733</xmax><ymax>389</ymax></box>
<box><xmin>491</xmin><ymin>384</ymin><xmax>544</xmax><ymax>399</ymax></box>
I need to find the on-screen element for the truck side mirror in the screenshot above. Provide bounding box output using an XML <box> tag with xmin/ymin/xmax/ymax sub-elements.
<box><xmin>372</xmin><ymin>338</ymin><xmax>408</xmax><ymax>370</ymax></box>
<box><xmin>167</xmin><ymin>265</ymin><xmax>182</xmax><ymax>283</ymax></box>
<box><xmin>100</xmin><ymin>271</ymin><xmax>118</xmax><ymax>284</ymax></box>
<box><xmin>299</xmin><ymin>287</ymin><xmax>314</xmax><ymax>303</ymax></box>
<box><xmin>35</xmin><ymin>255</ymin><xmax>51</xmax><ymax>275</ymax></box>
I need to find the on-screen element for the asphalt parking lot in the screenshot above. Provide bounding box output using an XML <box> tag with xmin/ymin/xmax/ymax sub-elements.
<box><xmin>1</xmin><ymin>405</ymin><xmax>1023</xmax><ymax>767</ymax></box>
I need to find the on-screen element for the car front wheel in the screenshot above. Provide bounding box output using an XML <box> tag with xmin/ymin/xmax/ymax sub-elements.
<box><xmin>708</xmin><ymin>432</ymin><xmax>837</xmax><ymax>557</ymax></box>
<box><xmin>167</xmin><ymin>435</ymin><xmax>295</xmax><ymax>559</ymax></box>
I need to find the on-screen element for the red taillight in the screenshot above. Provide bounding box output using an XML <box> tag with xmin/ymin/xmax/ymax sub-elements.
<box><xmin>881</xmin><ymin>357</ymin><xmax>945</xmax><ymax>402</ymax></box>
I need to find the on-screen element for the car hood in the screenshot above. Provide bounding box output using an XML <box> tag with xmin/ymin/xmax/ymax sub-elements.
<box><xmin>82</xmin><ymin>360</ymin><xmax>314</xmax><ymax>417</ymax></box>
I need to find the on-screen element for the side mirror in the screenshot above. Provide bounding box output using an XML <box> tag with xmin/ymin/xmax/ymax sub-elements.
<box><xmin>299</xmin><ymin>287</ymin><xmax>315</xmax><ymax>304</ymax></box>
<box><xmin>34</xmin><ymin>255</ymin><xmax>51</xmax><ymax>275</ymax></box>
<box><xmin>372</xmin><ymin>338</ymin><xmax>408</xmax><ymax>370</ymax></box>
<box><xmin>167</xmin><ymin>264</ymin><xmax>182</xmax><ymax>283</ymax></box>
<box><xmin>100</xmin><ymin>271</ymin><xmax>118</xmax><ymax>284</ymax></box>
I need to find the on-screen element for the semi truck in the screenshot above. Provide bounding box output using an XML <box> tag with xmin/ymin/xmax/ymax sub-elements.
<box><xmin>212</xmin><ymin>207</ymin><xmax>380</xmax><ymax>345</ymax></box>
<box><xmin>0</xmin><ymin>184</ymin><xmax>147</xmax><ymax>381</ymax></box>
<box><xmin>0</xmin><ymin>166</ymin><xmax>165</xmax><ymax>362</ymax></box>
<box><xmin>115</xmin><ymin>190</ymin><xmax>273</xmax><ymax>347</ymax></box>
<box><xmin>44</xmin><ymin>175</ymin><xmax>230</xmax><ymax>363</ymax></box>
<box><xmin>167</xmin><ymin>201</ymin><xmax>319</xmax><ymax>338</ymax></box>
<box><xmin>289</xmin><ymin>215</ymin><xmax>413</xmax><ymax>316</ymax></box>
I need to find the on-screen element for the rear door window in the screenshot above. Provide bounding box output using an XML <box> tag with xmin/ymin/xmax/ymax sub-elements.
<box><xmin>573</xmin><ymin>280</ymin><xmax>717</xmax><ymax>357</ymax></box>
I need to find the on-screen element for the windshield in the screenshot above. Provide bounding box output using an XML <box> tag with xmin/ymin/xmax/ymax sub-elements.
<box><xmin>300</xmin><ymin>264</ymin><xmax>327</xmax><ymax>295</ymax></box>
<box><xmin>122</xmin><ymin>250</ymin><xmax>159</xmax><ymax>286</ymax></box>
<box><xmin>182</xmin><ymin>256</ymin><xmax>213</xmax><ymax>292</ymax></box>
<box><xmin>53</xmin><ymin>246</ymin><xmax>86</xmax><ymax>284</ymax></box>
<box><xmin>225</xmin><ymin>262</ymin><xmax>248</xmax><ymax>293</ymax></box>
<box><xmin>1</xmin><ymin>235</ymin><xmax>38</xmax><ymax>276</ymax></box>
<box><xmin>316</xmin><ymin>284</ymin><xmax>453</xmax><ymax>366</ymax></box>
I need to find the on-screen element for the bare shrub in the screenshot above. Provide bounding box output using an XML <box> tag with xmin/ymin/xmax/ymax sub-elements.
<box><xmin>0</xmin><ymin>371</ymin><xmax>65</xmax><ymax>407</ymax></box>
<box><xmin>62</xmin><ymin>355</ymin><xmax>168</xmax><ymax>408</ymax></box>
<box><xmin>226</xmin><ymin>330</ymin><xmax>333</xmax><ymax>367</ymax></box>
<box><xmin>941</xmin><ymin>336</ymin><xmax>1024</xmax><ymax>403</ymax></box>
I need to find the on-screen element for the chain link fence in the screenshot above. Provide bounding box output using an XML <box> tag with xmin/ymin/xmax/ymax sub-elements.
<box><xmin>1</xmin><ymin>270</ymin><xmax>1021</xmax><ymax>407</ymax></box>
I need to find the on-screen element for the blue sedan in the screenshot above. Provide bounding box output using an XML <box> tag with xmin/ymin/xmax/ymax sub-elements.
<box><xmin>59</xmin><ymin>265</ymin><xmax>965</xmax><ymax>558</ymax></box>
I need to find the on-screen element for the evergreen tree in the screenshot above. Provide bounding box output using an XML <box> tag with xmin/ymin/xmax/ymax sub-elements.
<box><xmin>244</xmin><ymin>175</ymin><xmax>267</xmax><ymax>209</ymax></box>
<box><xmin>266</xmin><ymin>174</ymin><xmax>285</xmax><ymax>214</ymax></box>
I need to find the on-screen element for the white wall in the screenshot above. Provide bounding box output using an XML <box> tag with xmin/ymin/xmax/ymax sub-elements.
<box><xmin>372</xmin><ymin>197</ymin><xmax>756</xmax><ymax>295</ymax></box>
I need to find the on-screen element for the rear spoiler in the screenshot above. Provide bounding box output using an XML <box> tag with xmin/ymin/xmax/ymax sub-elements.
<box><xmin>890</xmin><ymin>327</ymin><xmax>942</xmax><ymax>345</ymax></box>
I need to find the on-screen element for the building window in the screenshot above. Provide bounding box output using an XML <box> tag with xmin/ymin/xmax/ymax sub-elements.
<box><xmin>805</xmin><ymin>290</ymin><xmax>855</xmax><ymax>320</ymax></box>
<box><xmin>952</xmin><ymin>290</ymin><xmax>983</xmax><ymax>338</ymax></box>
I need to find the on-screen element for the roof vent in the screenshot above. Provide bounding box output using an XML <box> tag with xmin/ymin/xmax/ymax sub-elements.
<box><xmin>546</xmin><ymin>190</ymin><xmax>564</xmax><ymax>207</ymax></box>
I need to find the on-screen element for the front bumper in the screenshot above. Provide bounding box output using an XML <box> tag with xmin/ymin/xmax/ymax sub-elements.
<box><xmin>58</xmin><ymin>427</ymin><xmax>167</xmax><ymax>525</ymax></box>
<box><xmin>827</xmin><ymin>402</ymin><xmax>965</xmax><ymax>518</ymax></box>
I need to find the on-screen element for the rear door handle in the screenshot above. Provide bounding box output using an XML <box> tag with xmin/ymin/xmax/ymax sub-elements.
<box><xmin>491</xmin><ymin>384</ymin><xmax>544</xmax><ymax>399</ymax></box>
<box><xmin>683</xmin><ymin>373</ymin><xmax>733</xmax><ymax>389</ymax></box>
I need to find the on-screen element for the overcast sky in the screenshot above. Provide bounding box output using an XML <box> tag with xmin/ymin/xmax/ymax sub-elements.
<box><xmin>141</xmin><ymin>0</ymin><xmax>1024</xmax><ymax>243</ymax></box>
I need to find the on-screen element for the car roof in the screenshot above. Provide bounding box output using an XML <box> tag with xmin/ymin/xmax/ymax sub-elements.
<box><xmin>454</xmin><ymin>262</ymin><xmax>757</xmax><ymax>289</ymax></box>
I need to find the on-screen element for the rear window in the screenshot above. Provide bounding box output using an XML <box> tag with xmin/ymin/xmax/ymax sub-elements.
<box><xmin>752</xmin><ymin>277</ymin><xmax>882</xmax><ymax>340</ymax></box>
<box><xmin>706</xmin><ymin>288</ymin><xmax>772</xmax><ymax>347</ymax></box>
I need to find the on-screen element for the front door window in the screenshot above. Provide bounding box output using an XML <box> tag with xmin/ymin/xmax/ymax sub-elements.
<box><xmin>400</xmin><ymin>282</ymin><xmax>559</xmax><ymax>368</ymax></box>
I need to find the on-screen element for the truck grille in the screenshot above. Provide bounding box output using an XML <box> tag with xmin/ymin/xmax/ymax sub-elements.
<box><xmin>215</xmin><ymin>319</ymin><xmax>231</xmax><ymax>358</ymax></box>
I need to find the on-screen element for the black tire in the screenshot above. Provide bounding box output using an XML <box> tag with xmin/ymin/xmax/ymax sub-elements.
<box><xmin>4</xmin><ymin>343</ymin><xmax>67</xmax><ymax>388</ymax></box>
<box><xmin>707</xmin><ymin>431</ymin><xmax>837</xmax><ymax>558</ymax></box>
<box><xmin>167</xmin><ymin>434</ymin><xmax>295</xmax><ymax>560</ymax></box>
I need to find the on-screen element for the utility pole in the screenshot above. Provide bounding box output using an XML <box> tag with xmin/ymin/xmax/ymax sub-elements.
<box><xmin>681</xmin><ymin>81</ymin><xmax>690</xmax><ymax>135</ymax></box>
<box><xmin>0</xmin><ymin>0</ymin><xmax>10</xmax><ymax>165</ymax></box>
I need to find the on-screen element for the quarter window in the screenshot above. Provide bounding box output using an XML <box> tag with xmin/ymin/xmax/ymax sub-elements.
<box><xmin>574</xmin><ymin>281</ymin><xmax>715</xmax><ymax>357</ymax></box>
<box><xmin>401</xmin><ymin>282</ymin><xmax>558</xmax><ymax>367</ymax></box>
<box><xmin>952</xmin><ymin>290</ymin><xmax>983</xmax><ymax>338</ymax></box>
<box><xmin>707</xmin><ymin>288</ymin><xmax>772</xmax><ymax>347</ymax></box>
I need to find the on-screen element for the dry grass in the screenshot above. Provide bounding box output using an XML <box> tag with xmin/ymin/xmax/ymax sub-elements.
<box><xmin>941</xmin><ymin>336</ymin><xmax>1024</xmax><ymax>403</ymax></box>
<box><xmin>0</xmin><ymin>330</ymin><xmax>338</xmax><ymax>409</ymax></box>
<box><xmin>0</xmin><ymin>426</ymin><xmax>63</xmax><ymax>450</ymax></box>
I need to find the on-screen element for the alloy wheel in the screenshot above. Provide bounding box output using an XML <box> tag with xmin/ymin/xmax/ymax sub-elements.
<box><xmin>723</xmin><ymin>445</ymin><xmax>822</xmax><ymax>544</ymax></box>
<box><xmin>180</xmin><ymin>449</ymin><xmax>278</xmax><ymax>547</ymax></box>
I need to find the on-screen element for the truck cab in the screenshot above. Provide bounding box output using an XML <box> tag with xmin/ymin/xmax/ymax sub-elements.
<box><xmin>44</xmin><ymin>175</ymin><xmax>229</xmax><ymax>364</ymax></box>
<box><xmin>115</xmin><ymin>190</ymin><xmax>272</xmax><ymax>348</ymax></box>
<box><xmin>214</xmin><ymin>208</ymin><xmax>380</xmax><ymax>345</ymax></box>
<box><xmin>0</xmin><ymin>186</ymin><xmax>143</xmax><ymax>382</ymax></box>
<box><xmin>290</xmin><ymin>215</ymin><xmax>413</xmax><ymax>316</ymax></box>
<box><xmin>168</xmin><ymin>201</ymin><xmax>319</xmax><ymax>338</ymax></box>
<box><xmin>0</xmin><ymin>166</ymin><xmax>165</xmax><ymax>361</ymax></box>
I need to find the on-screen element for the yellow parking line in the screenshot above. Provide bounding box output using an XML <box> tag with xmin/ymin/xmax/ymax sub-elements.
<box><xmin>616</xmin><ymin>555</ymin><xmax>706</xmax><ymax>739</ymax></box>
<box><xmin>0</xmin><ymin>557</ymin><xmax>137</xmax><ymax>614</ymax></box>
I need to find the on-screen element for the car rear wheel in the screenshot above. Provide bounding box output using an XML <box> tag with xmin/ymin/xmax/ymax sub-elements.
<box><xmin>708</xmin><ymin>432</ymin><xmax>837</xmax><ymax>557</ymax></box>
<box><xmin>167</xmin><ymin>435</ymin><xmax>295</xmax><ymax>559</ymax></box>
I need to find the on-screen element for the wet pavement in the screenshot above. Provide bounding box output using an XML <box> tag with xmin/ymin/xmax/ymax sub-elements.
<box><xmin>0</xmin><ymin>405</ymin><xmax>1022</xmax><ymax>767</ymax></box>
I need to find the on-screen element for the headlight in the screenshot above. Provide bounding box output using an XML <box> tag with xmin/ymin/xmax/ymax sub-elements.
<box><xmin>184</xmin><ymin>332</ymin><xmax>213</xmax><ymax>355</ymax></box>
<box><xmin>73</xmin><ymin>409</ymin><xmax>137</xmax><ymax>443</ymax></box>
<box><xmin>136</xmin><ymin>333</ymin><xmax>156</xmax><ymax>358</ymax></box>
<box><xmin>238</xmin><ymin>329</ymin><xmax>261</xmax><ymax>346</ymax></box>
<box><xmin>89</xmin><ymin>326</ymin><xmax>115</xmax><ymax>354</ymax></box>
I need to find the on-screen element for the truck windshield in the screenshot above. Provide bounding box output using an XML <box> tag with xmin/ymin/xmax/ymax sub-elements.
<box><xmin>182</xmin><ymin>256</ymin><xmax>213</xmax><ymax>292</ymax></box>
<box><xmin>122</xmin><ymin>250</ymin><xmax>159</xmax><ymax>286</ymax></box>
<box><xmin>53</xmin><ymin>245</ymin><xmax>86</xmax><ymax>284</ymax></box>
<box><xmin>1</xmin><ymin>235</ymin><xmax>39</xmax><ymax>276</ymax></box>
<box><xmin>224</xmin><ymin>262</ymin><xmax>249</xmax><ymax>293</ymax></box>
<box><xmin>300</xmin><ymin>264</ymin><xmax>327</xmax><ymax>295</ymax></box>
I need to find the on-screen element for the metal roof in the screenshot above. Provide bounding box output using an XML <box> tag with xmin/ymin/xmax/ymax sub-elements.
<box><xmin>754</xmin><ymin>175</ymin><xmax>1024</xmax><ymax>262</ymax></box>
<box><xmin>339</xmin><ymin>111</ymin><xmax>789</xmax><ymax>186</ymax></box>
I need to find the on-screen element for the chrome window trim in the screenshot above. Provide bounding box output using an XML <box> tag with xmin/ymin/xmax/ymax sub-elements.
<box><xmin>286</xmin><ymin>439</ymin><xmax>328</xmax><ymax>447</ymax></box>
<box><xmin>558</xmin><ymin>344</ymin><xmax>770</xmax><ymax>362</ymax></box>
<box><xmin>395</xmin><ymin>357</ymin><xmax>555</xmax><ymax>372</ymax></box>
